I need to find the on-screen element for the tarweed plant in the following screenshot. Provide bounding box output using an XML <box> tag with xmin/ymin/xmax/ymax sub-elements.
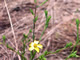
<box><xmin>1</xmin><ymin>0</ymin><xmax>80</xmax><ymax>60</ymax></box>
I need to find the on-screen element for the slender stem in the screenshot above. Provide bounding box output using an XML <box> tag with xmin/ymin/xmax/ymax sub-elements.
<box><xmin>31</xmin><ymin>2</ymin><xmax>37</xmax><ymax>60</ymax></box>
<box><xmin>71</xmin><ymin>22</ymin><xmax>79</xmax><ymax>53</ymax></box>
<box><xmin>33</xmin><ymin>2</ymin><xmax>37</xmax><ymax>41</ymax></box>
<box><xmin>76</xmin><ymin>25</ymin><xmax>79</xmax><ymax>44</ymax></box>
<box><xmin>76</xmin><ymin>23</ymin><xmax>79</xmax><ymax>52</ymax></box>
<box><xmin>35</xmin><ymin>42</ymin><xmax>80</xmax><ymax>60</ymax></box>
<box><xmin>39</xmin><ymin>27</ymin><xmax>46</xmax><ymax>41</ymax></box>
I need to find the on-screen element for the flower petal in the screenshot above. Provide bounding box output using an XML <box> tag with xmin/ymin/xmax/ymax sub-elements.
<box><xmin>34</xmin><ymin>40</ymin><xmax>39</xmax><ymax>44</ymax></box>
<box><xmin>37</xmin><ymin>44</ymin><xmax>43</xmax><ymax>49</ymax></box>
<box><xmin>29</xmin><ymin>42</ymin><xmax>34</xmax><ymax>47</ymax></box>
<box><xmin>34</xmin><ymin>47</ymin><xmax>39</xmax><ymax>53</ymax></box>
<box><xmin>29</xmin><ymin>47</ymin><xmax>34</xmax><ymax>51</ymax></box>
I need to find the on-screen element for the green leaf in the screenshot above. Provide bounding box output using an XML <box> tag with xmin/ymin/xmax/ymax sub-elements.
<box><xmin>34</xmin><ymin>16</ymin><xmax>38</xmax><ymax>23</ymax></box>
<box><xmin>76</xmin><ymin>19</ymin><xmax>79</xmax><ymax>44</ymax></box>
<box><xmin>21</xmin><ymin>55</ymin><xmax>27</xmax><ymax>60</ymax></box>
<box><xmin>34</xmin><ymin>0</ymin><xmax>37</xmax><ymax>3</ymax></box>
<box><xmin>30</xmin><ymin>9</ymin><xmax>34</xmax><ymax>15</ymax></box>
<box><xmin>43</xmin><ymin>57</ymin><xmax>47</xmax><ymax>60</ymax></box>
<box><xmin>65</xmin><ymin>42</ymin><xmax>73</xmax><ymax>48</ymax></box>
<box><xmin>33</xmin><ymin>50</ymin><xmax>36</xmax><ymax>56</ymax></box>
<box><xmin>38</xmin><ymin>51</ymin><xmax>49</xmax><ymax>60</ymax></box>
<box><xmin>23</xmin><ymin>34</ymin><xmax>28</xmax><ymax>38</ymax></box>
<box><xmin>2</xmin><ymin>35</ymin><xmax>6</xmax><ymax>40</ymax></box>
<box><xmin>28</xmin><ymin>39</ymin><xmax>30</xmax><ymax>42</ymax></box>
<box><xmin>29</xmin><ymin>29</ymin><xmax>32</xmax><ymax>33</ymax></box>
<box><xmin>39</xmin><ymin>0</ymin><xmax>48</xmax><ymax>6</ymax></box>
<box><xmin>68</xmin><ymin>51</ymin><xmax>79</xmax><ymax>58</ymax></box>
<box><xmin>73</xmin><ymin>51</ymin><xmax>77</xmax><ymax>54</ymax></box>
<box><xmin>43</xmin><ymin>51</ymin><xmax>48</xmax><ymax>56</ymax></box>
<box><xmin>55</xmin><ymin>49</ymin><xmax>61</xmax><ymax>53</ymax></box>
<box><xmin>23</xmin><ymin>57</ymin><xmax>27</xmax><ymax>60</ymax></box>
<box><xmin>6</xmin><ymin>44</ymin><xmax>14</xmax><ymax>51</ymax></box>
<box><xmin>45</xmin><ymin>16</ymin><xmax>51</xmax><ymax>28</ymax></box>
<box><xmin>2</xmin><ymin>35</ymin><xmax>6</xmax><ymax>43</ymax></box>
<box><xmin>39</xmin><ymin>55</ymin><xmax>47</xmax><ymax>60</ymax></box>
<box><xmin>30</xmin><ymin>51</ymin><xmax>36</xmax><ymax>60</ymax></box>
<box><xmin>76</xmin><ymin>19</ymin><xmax>79</xmax><ymax>27</ymax></box>
<box><xmin>39</xmin><ymin>16</ymin><xmax>51</xmax><ymax>41</ymax></box>
<box><xmin>45</xmin><ymin>10</ymin><xmax>48</xmax><ymax>19</ymax></box>
<box><xmin>22</xmin><ymin>34</ymin><xmax>27</xmax><ymax>42</ymax></box>
<box><xmin>47</xmin><ymin>16</ymin><xmax>51</xmax><ymax>23</ymax></box>
<box><xmin>23</xmin><ymin>43</ymin><xmax>26</xmax><ymax>50</ymax></box>
<box><xmin>25</xmin><ymin>39</ymin><xmax>31</xmax><ymax>43</ymax></box>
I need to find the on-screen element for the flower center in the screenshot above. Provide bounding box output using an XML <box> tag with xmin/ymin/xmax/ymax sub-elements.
<box><xmin>34</xmin><ymin>44</ymin><xmax>37</xmax><ymax>48</ymax></box>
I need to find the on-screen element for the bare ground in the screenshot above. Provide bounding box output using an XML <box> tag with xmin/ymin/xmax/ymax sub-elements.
<box><xmin>0</xmin><ymin>0</ymin><xmax>80</xmax><ymax>60</ymax></box>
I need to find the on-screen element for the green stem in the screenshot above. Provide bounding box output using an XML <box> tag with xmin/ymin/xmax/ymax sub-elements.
<box><xmin>39</xmin><ymin>27</ymin><xmax>46</xmax><ymax>41</ymax></box>
<box><xmin>33</xmin><ymin>1</ymin><xmax>37</xmax><ymax>41</ymax></box>
<box><xmin>76</xmin><ymin>26</ymin><xmax>79</xmax><ymax>44</ymax></box>
<box><xmin>71</xmin><ymin>21</ymin><xmax>79</xmax><ymax>53</ymax></box>
<box><xmin>31</xmin><ymin>1</ymin><xmax>37</xmax><ymax>60</ymax></box>
<box><xmin>39</xmin><ymin>0</ymin><xmax>48</xmax><ymax>7</ymax></box>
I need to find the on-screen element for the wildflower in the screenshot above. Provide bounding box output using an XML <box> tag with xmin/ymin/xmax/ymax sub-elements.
<box><xmin>29</xmin><ymin>40</ymin><xmax>43</xmax><ymax>53</ymax></box>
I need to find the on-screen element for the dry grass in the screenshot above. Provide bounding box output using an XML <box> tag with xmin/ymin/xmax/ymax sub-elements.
<box><xmin>0</xmin><ymin>0</ymin><xmax>80</xmax><ymax>60</ymax></box>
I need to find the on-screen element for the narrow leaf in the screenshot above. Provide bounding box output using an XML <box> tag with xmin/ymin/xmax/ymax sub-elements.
<box><xmin>76</xmin><ymin>19</ymin><xmax>79</xmax><ymax>27</ymax></box>
<box><xmin>45</xmin><ymin>10</ymin><xmax>48</xmax><ymax>19</ymax></box>
<box><xmin>6</xmin><ymin>44</ymin><xmax>14</xmax><ymax>51</ymax></box>
<box><xmin>65</xmin><ymin>42</ymin><xmax>72</xmax><ymax>48</ymax></box>
<box><xmin>30</xmin><ymin>9</ymin><xmax>34</xmax><ymax>15</ymax></box>
<box><xmin>34</xmin><ymin>16</ymin><xmax>38</xmax><ymax>23</ymax></box>
<box><xmin>2</xmin><ymin>35</ymin><xmax>6</xmax><ymax>43</ymax></box>
<box><xmin>39</xmin><ymin>0</ymin><xmax>48</xmax><ymax>6</ymax></box>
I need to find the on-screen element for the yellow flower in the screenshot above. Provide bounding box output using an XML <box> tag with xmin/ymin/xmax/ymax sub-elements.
<box><xmin>29</xmin><ymin>40</ymin><xmax>43</xmax><ymax>53</ymax></box>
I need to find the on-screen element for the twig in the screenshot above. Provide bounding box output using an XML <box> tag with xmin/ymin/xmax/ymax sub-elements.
<box><xmin>4</xmin><ymin>0</ymin><xmax>21</xmax><ymax>60</ymax></box>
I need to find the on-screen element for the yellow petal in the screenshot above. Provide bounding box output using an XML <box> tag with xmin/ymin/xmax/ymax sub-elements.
<box><xmin>29</xmin><ymin>47</ymin><xmax>34</xmax><ymax>51</ymax></box>
<box><xmin>29</xmin><ymin>42</ymin><xmax>34</xmax><ymax>47</ymax></box>
<box><xmin>37</xmin><ymin>44</ymin><xmax>43</xmax><ymax>49</ymax></box>
<box><xmin>34</xmin><ymin>40</ymin><xmax>39</xmax><ymax>44</ymax></box>
<box><xmin>34</xmin><ymin>47</ymin><xmax>39</xmax><ymax>53</ymax></box>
